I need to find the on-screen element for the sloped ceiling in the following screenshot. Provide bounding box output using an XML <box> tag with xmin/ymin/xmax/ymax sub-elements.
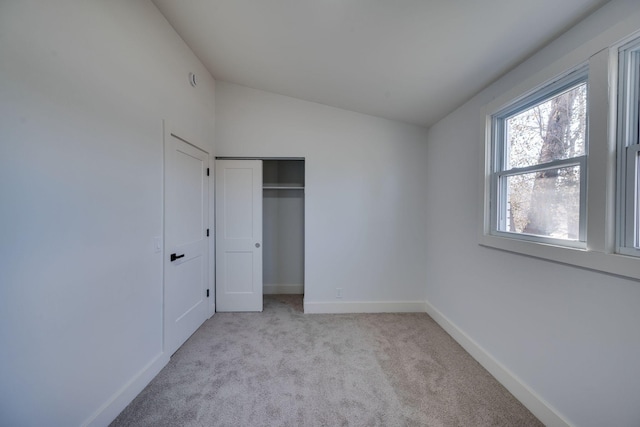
<box><xmin>152</xmin><ymin>0</ymin><xmax>609</xmax><ymax>127</ymax></box>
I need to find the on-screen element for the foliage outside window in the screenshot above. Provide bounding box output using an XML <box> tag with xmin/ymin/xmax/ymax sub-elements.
<box><xmin>617</xmin><ymin>39</ymin><xmax>640</xmax><ymax>256</ymax></box>
<box><xmin>491</xmin><ymin>69</ymin><xmax>588</xmax><ymax>247</ymax></box>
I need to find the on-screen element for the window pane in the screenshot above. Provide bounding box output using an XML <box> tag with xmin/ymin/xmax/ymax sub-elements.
<box><xmin>506</xmin><ymin>83</ymin><xmax>587</xmax><ymax>169</ymax></box>
<box><xmin>503</xmin><ymin>165</ymin><xmax>581</xmax><ymax>240</ymax></box>
<box><xmin>635</xmin><ymin>153</ymin><xmax>640</xmax><ymax>248</ymax></box>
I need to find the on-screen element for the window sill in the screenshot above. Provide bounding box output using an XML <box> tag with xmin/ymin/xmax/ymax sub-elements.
<box><xmin>478</xmin><ymin>233</ymin><xmax>640</xmax><ymax>282</ymax></box>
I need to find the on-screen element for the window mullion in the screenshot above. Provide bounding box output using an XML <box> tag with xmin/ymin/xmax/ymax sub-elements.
<box><xmin>498</xmin><ymin>156</ymin><xmax>585</xmax><ymax>178</ymax></box>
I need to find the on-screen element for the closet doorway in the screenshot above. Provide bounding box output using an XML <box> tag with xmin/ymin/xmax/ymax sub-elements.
<box><xmin>215</xmin><ymin>158</ymin><xmax>305</xmax><ymax>312</ymax></box>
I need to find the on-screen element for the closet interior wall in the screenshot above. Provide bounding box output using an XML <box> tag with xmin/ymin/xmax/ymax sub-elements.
<box><xmin>262</xmin><ymin>160</ymin><xmax>305</xmax><ymax>295</ymax></box>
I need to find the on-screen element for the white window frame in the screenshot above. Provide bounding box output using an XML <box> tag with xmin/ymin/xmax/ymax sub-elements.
<box><xmin>617</xmin><ymin>38</ymin><xmax>640</xmax><ymax>257</ymax></box>
<box><xmin>490</xmin><ymin>67</ymin><xmax>589</xmax><ymax>249</ymax></box>
<box><xmin>479</xmin><ymin>44</ymin><xmax>640</xmax><ymax>282</ymax></box>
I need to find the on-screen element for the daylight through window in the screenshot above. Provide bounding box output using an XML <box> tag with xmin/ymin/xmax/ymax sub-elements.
<box><xmin>491</xmin><ymin>69</ymin><xmax>588</xmax><ymax>246</ymax></box>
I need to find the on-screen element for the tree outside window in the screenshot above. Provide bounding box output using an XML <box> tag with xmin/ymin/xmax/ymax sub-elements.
<box><xmin>492</xmin><ymin>70</ymin><xmax>588</xmax><ymax>245</ymax></box>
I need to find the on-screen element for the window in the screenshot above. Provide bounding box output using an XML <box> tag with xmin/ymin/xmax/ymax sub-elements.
<box><xmin>617</xmin><ymin>39</ymin><xmax>640</xmax><ymax>256</ymax></box>
<box><xmin>480</xmin><ymin>35</ymin><xmax>640</xmax><ymax>281</ymax></box>
<box><xmin>490</xmin><ymin>68</ymin><xmax>588</xmax><ymax>248</ymax></box>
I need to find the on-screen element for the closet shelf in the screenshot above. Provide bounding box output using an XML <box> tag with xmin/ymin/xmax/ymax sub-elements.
<box><xmin>263</xmin><ymin>185</ymin><xmax>304</xmax><ymax>190</ymax></box>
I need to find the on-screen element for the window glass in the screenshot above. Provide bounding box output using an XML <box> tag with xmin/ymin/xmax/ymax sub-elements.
<box><xmin>505</xmin><ymin>83</ymin><xmax>587</xmax><ymax>169</ymax></box>
<box><xmin>634</xmin><ymin>152</ymin><xmax>639</xmax><ymax>247</ymax></box>
<box><xmin>492</xmin><ymin>70</ymin><xmax>587</xmax><ymax>245</ymax></box>
<box><xmin>504</xmin><ymin>166</ymin><xmax>581</xmax><ymax>239</ymax></box>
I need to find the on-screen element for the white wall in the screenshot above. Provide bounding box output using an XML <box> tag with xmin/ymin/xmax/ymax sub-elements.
<box><xmin>263</xmin><ymin>190</ymin><xmax>305</xmax><ymax>293</ymax></box>
<box><xmin>215</xmin><ymin>82</ymin><xmax>429</xmax><ymax>310</ymax></box>
<box><xmin>424</xmin><ymin>1</ymin><xmax>640</xmax><ymax>426</ymax></box>
<box><xmin>0</xmin><ymin>1</ymin><xmax>215</xmax><ymax>426</ymax></box>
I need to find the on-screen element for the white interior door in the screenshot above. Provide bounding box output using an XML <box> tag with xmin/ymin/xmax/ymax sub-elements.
<box><xmin>215</xmin><ymin>160</ymin><xmax>263</xmax><ymax>312</ymax></box>
<box><xmin>164</xmin><ymin>132</ymin><xmax>209</xmax><ymax>355</ymax></box>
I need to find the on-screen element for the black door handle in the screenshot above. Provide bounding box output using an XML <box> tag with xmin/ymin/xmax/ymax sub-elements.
<box><xmin>170</xmin><ymin>253</ymin><xmax>185</xmax><ymax>262</ymax></box>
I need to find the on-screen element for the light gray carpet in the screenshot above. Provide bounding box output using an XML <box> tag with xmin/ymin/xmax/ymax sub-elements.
<box><xmin>111</xmin><ymin>295</ymin><xmax>542</xmax><ymax>426</ymax></box>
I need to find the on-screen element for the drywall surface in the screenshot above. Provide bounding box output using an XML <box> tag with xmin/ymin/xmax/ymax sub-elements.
<box><xmin>424</xmin><ymin>1</ymin><xmax>640</xmax><ymax>426</ymax></box>
<box><xmin>215</xmin><ymin>82</ymin><xmax>429</xmax><ymax>305</ymax></box>
<box><xmin>263</xmin><ymin>190</ymin><xmax>305</xmax><ymax>292</ymax></box>
<box><xmin>0</xmin><ymin>1</ymin><xmax>215</xmax><ymax>426</ymax></box>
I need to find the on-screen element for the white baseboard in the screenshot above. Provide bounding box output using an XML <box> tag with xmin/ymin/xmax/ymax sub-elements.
<box><xmin>82</xmin><ymin>351</ymin><xmax>169</xmax><ymax>427</ymax></box>
<box><xmin>303</xmin><ymin>300</ymin><xmax>427</xmax><ymax>314</ymax></box>
<box><xmin>423</xmin><ymin>299</ymin><xmax>572</xmax><ymax>427</ymax></box>
<box><xmin>264</xmin><ymin>284</ymin><xmax>304</xmax><ymax>294</ymax></box>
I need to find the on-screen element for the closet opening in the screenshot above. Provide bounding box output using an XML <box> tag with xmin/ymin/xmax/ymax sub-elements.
<box><xmin>214</xmin><ymin>157</ymin><xmax>305</xmax><ymax>312</ymax></box>
<box><xmin>262</xmin><ymin>159</ymin><xmax>305</xmax><ymax>297</ymax></box>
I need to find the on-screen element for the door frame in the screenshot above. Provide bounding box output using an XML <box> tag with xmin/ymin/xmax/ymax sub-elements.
<box><xmin>162</xmin><ymin>120</ymin><xmax>215</xmax><ymax>355</ymax></box>
<box><xmin>214</xmin><ymin>156</ymin><xmax>306</xmax><ymax>312</ymax></box>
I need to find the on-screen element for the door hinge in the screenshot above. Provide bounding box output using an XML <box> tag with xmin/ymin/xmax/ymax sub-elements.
<box><xmin>206</xmin><ymin>289</ymin><xmax>210</xmax><ymax>298</ymax></box>
<box><xmin>206</xmin><ymin>228</ymin><xmax>210</xmax><ymax>237</ymax></box>
<box><xmin>207</xmin><ymin>168</ymin><xmax>210</xmax><ymax>176</ymax></box>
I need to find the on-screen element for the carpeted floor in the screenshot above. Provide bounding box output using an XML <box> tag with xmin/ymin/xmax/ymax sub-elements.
<box><xmin>111</xmin><ymin>295</ymin><xmax>542</xmax><ymax>426</ymax></box>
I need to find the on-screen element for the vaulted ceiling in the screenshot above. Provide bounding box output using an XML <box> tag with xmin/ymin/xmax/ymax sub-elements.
<box><xmin>152</xmin><ymin>0</ymin><xmax>609</xmax><ymax>127</ymax></box>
